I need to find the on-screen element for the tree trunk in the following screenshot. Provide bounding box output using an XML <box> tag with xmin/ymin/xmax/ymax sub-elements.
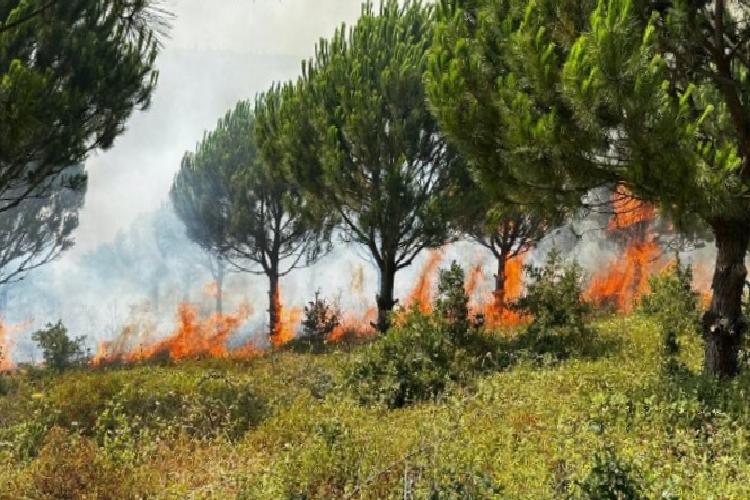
<box><xmin>268</xmin><ymin>271</ymin><xmax>281</xmax><ymax>342</ymax></box>
<box><xmin>703</xmin><ymin>220</ymin><xmax>750</xmax><ymax>378</ymax></box>
<box><xmin>375</xmin><ymin>262</ymin><xmax>397</xmax><ymax>333</ymax></box>
<box><xmin>493</xmin><ymin>253</ymin><xmax>508</xmax><ymax>313</ymax></box>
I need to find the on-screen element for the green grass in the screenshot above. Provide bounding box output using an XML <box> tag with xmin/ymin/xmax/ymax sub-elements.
<box><xmin>3</xmin><ymin>316</ymin><xmax>750</xmax><ymax>498</ymax></box>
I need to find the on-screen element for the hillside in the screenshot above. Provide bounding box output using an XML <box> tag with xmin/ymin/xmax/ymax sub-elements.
<box><xmin>2</xmin><ymin>315</ymin><xmax>750</xmax><ymax>499</ymax></box>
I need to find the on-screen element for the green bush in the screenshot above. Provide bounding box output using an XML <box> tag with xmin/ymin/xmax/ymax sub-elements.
<box><xmin>639</xmin><ymin>261</ymin><xmax>700</xmax><ymax>372</ymax></box>
<box><xmin>434</xmin><ymin>261</ymin><xmax>471</xmax><ymax>342</ymax></box>
<box><xmin>92</xmin><ymin>371</ymin><xmax>266</xmax><ymax>445</ymax></box>
<box><xmin>345</xmin><ymin>263</ymin><xmax>487</xmax><ymax>408</ymax></box>
<box><xmin>26</xmin><ymin>427</ymin><xmax>156</xmax><ymax>499</ymax></box>
<box><xmin>31</xmin><ymin>321</ymin><xmax>87</xmax><ymax>372</ymax></box>
<box><xmin>300</xmin><ymin>291</ymin><xmax>341</xmax><ymax>351</ymax></box>
<box><xmin>426</xmin><ymin>465</ymin><xmax>504</xmax><ymax>499</ymax></box>
<box><xmin>513</xmin><ymin>250</ymin><xmax>593</xmax><ymax>357</ymax></box>
<box><xmin>576</xmin><ymin>447</ymin><xmax>645</xmax><ymax>499</ymax></box>
<box><xmin>346</xmin><ymin>308</ymin><xmax>470</xmax><ymax>408</ymax></box>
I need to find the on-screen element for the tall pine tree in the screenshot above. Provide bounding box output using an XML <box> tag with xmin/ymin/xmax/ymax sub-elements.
<box><xmin>287</xmin><ymin>0</ymin><xmax>461</xmax><ymax>332</ymax></box>
<box><xmin>428</xmin><ymin>0</ymin><xmax>750</xmax><ymax>377</ymax></box>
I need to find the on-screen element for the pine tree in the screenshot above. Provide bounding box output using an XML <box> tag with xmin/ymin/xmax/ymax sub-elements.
<box><xmin>0</xmin><ymin>0</ymin><xmax>167</xmax><ymax>212</ymax></box>
<box><xmin>285</xmin><ymin>0</ymin><xmax>461</xmax><ymax>332</ymax></box>
<box><xmin>172</xmin><ymin>101</ymin><xmax>327</xmax><ymax>342</ymax></box>
<box><xmin>428</xmin><ymin>0</ymin><xmax>750</xmax><ymax>377</ymax></box>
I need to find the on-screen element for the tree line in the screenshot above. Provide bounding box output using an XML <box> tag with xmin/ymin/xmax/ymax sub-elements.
<box><xmin>170</xmin><ymin>1</ymin><xmax>555</xmax><ymax>344</ymax></box>
<box><xmin>4</xmin><ymin>0</ymin><xmax>750</xmax><ymax>379</ymax></box>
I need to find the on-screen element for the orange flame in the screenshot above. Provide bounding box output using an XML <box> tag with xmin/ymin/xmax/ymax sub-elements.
<box><xmin>586</xmin><ymin>185</ymin><xmax>664</xmax><ymax>311</ymax></box>
<box><xmin>469</xmin><ymin>255</ymin><xmax>528</xmax><ymax>329</ymax></box>
<box><xmin>586</xmin><ymin>241</ymin><xmax>663</xmax><ymax>312</ymax></box>
<box><xmin>328</xmin><ymin>307</ymin><xmax>378</xmax><ymax>344</ymax></box>
<box><xmin>0</xmin><ymin>318</ymin><xmax>33</xmax><ymax>372</ymax></box>
<box><xmin>93</xmin><ymin>303</ymin><xmax>252</xmax><ymax>365</ymax></box>
<box><xmin>608</xmin><ymin>186</ymin><xmax>656</xmax><ymax>232</ymax></box>
<box><xmin>203</xmin><ymin>282</ymin><xmax>220</xmax><ymax>299</ymax></box>
<box><xmin>270</xmin><ymin>286</ymin><xmax>302</xmax><ymax>348</ymax></box>
<box><xmin>0</xmin><ymin>320</ymin><xmax>14</xmax><ymax>372</ymax></box>
<box><xmin>406</xmin><ymin>250</ymin><xmax>445</xmax><ymax>314</ymax></box>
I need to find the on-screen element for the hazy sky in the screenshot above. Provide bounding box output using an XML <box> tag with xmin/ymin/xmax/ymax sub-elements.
<box><xmin>72</xmin><ymin>0</ymin><xmax>364</xmax><ymax>256</ymax></box>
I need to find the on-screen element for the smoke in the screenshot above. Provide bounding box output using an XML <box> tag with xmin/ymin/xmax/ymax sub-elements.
<box><xmin>0</xmin><ymin>3</ymin><xmax>721</xmax><ymax>365</ymax></box>
<box><xmin>0</xmin><ymin>194</ymin><xmax>719</xmax><ymax>366</ymax></box>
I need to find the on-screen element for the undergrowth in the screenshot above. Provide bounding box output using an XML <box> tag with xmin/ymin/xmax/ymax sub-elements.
<box><xmin>3</xmin><ymin>290</ymin><xmax>750</xmax><ymax>497</ymax></box>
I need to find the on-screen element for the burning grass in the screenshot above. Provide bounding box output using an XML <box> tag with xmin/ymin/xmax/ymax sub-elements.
<box><xmin>93</xmin><ymin>303</ymin><xmax>255</xmax><ymax>366</ymax></box>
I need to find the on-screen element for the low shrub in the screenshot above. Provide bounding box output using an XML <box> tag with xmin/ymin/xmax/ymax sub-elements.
<box><xmin>639</xmin><ymin>261</ymin><xmax>700</xmax><ymax>373</ymax></box>
<box><xmin>295</xmin><ymin>291</ymin><xmax>341</xmax><ymax>352</ymax></box>
<box><xmin>575</xmin><ymin>446</ymin><xmax>645</xmax><ymax>499</ymax></box>
<box><xmin>93</xmin><ymin>370</ymin><xmax>266</xmax><ymax>445</ymax></box>
<box><xmin>425</xmin><ymin>465</ymin><xmax>504</xmax><ymax>499</ymax></box>
<box><xmin>513</xmin><ymin>250</ymin><xmax>593</xmax><ymax>357</ymax></box>
<box><xmin>434</xmin><ymin>262</ymin><xmax>471</xmax><ymax>342</ymax></box>
<box><xmin>346</xmin><ymin>308</ymin><xmax>471</xmax><ymax>408</ymax></box>
<box><xmin>346</xmin><ymin>263</ymin><xmax>482</xmax><ymax>408</ymax></box>
<box><xmin>31</xmin><ymin>321</ymin><xmax>88</xmax><ymax>372</ymax></box>
<box><xmin>27</xmin><ymin>426</ymin><xmax>156</xmax><ymax>499</ymax></box>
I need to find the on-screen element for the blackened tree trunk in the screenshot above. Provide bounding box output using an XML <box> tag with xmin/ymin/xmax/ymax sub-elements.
<box><xmin>375</xmin><ymin>260</ymin><xmax>398</xmax><ymax>333</ymax></box>
<box><xmin>703</xmin><ymin>219</ymin><xmax>750</xmax><ymax>377</ymax></box>
<box><xmin>268</xmin><ymin>270</ymin><xmax>281</xmax><ymax>342</ymax></box>
<box><xmin>494</xmin><ymin>250</ymin><xmax>509</xmax><ymax>312</ymax></box>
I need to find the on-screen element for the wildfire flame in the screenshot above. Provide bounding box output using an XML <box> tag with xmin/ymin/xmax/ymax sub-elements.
<box><xmin>585</xmin><ymin>185</ymin><xmax>665</xmax><ymax>311</ymax></box>
<box><xmin>93</xmin><ymin>303</ymin><xmax>253</xmax><ymax>365</ymax></box>
<box><xmin>0</xmin><ymin>320</ymin><xmax>15</xmax><ymax>372</ymax></box>
<box><xmin>0</xmin><ymin>318</ymin><xmax>33</xmax><ymax>372</ymax></box>
<box><xmin>468</xmin><ymin>255</ymin><xmax>528</xmax><ymax>329</ymax></box>
<box><xmin>203</xmin><ymin>282</ymin><xmax>220</xmax><ymax>299</ymax></box>
<box><xmin>406</xmin><ymin>250</ymin><xmax>445</xmax><ymax>314</ymax></box>
<box><xmin>270</xmin><ymin>286</ymin><xmax>302</xmax><ymax>348</ymax></box>
<box><xmin>586</xmin><ymin>241</ymin><xmax>663</xmax><ymax>312</ymax></box>
<box><xmin>328</xmin><ymin>307</ymin><xmax>378</xmax><ymax>343</ymax></box>
<box><xmin>608</xmin><ymin>186</ymin><xmax>656</xmax><ymax>232</ymax></box>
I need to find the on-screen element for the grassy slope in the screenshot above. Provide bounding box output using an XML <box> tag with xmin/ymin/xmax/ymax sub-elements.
<box><xmin>3</xmin><ymin>316</ymin><xmax>750</xmax><ymax>498</ymax></box>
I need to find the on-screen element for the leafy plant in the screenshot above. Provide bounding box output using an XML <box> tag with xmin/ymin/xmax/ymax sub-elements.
<box><xmin>434</xmin><ymin>261</ymin><xmax>471</xmax><ymax>342</ymax></box>
<box><xmin>346</xmin><ymin>308</ymin><xmax>471</xmax><ymax>408</ymax></box>
<box><xmin>301</xmin><ymin>291</ymin><xmax>341</xmax><ymax>348</ymax></box>
<box><xmin>513</xmin><ymin>250</ymin><xmax>592</xmax><ymax>356</ymax></box>
<box><xmin>31</xmin><ymin>321</ymin><xmax>87</xmax><ymax>372</ymax></box>
<box><xmin>576</xmin><ymin>447</ymin><xmax>645</xmax><ymax>500</ymax></box>
<box><xmin>640</xmin><ymin>260</ymin><xmax>701</xmax><ymax>373</ymax></box>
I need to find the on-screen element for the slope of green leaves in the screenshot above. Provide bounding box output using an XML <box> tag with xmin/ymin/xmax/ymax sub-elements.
<box><xmin>2</xmin><ymin>316</ymin><xmax>750</xmax><ymax>498</ymax></box>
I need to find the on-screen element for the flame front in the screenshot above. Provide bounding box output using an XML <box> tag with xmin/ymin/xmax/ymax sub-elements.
<box><xmin>406</xmin><ymin>250</ymin><xmax>445</xmax><ymax>313</ymax></box>
<box><xmin>94</xmin><ymin>303</ymin><xmax>252</xmax><ymax>365</ymax></box>
<box><xmin>586</xmin><ymin>241</ymin><xmax>662</xmax><ymax>312</ymax></box>
<box><xmin>270</xmin><ymin>286</ymin><xmax>302</xmax><ymax>348</ymax></box>
<box><xmin>0</xmin><ymin>320</ymin><xmax>14</xmax><ymax>371</ymax></box>
<box><xmin>586</xmin><ymin>186</ymin><xmax>664</xmax><ymax>312</ymax></box>
<box><xmin>468</xmin><ymin>255</ymin><xmax>528</xmax><ymax>329</ymax></box>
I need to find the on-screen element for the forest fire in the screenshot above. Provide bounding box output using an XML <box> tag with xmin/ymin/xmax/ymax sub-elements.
<box><xmin>271</xmin><ymin>301</ymin><xmax>303</xmax><ymax>348</ymax></box>
<box><xmin>0</xmin><ymin>319</ymin><xmax>34</xmax><ymax>372</ymax></box>
<box><xmin>93</xmin><ymin>303</ymin><xmax>253</xmax><ymax>365</ymax></box>
<box><xmin>468</xmin><ymin>255</ymin><xmax>528</xmax><ymax>329</ymax></box>
<box><xmin>0</xmin><ymin>320</ymin><xmax>15</xmax><ymax>371</ymax></box>
<box><xmin>328</xmin><ymin>308</ymin><xmax>378</xmax><ymax>343</ymax></box>
<box><xmin>608</xmin><ymin>186</ymin><xmax>657</xmax><ymax>231</ymax></box>
<box><xmin>585</xmin><ymin>186</ymin><xmax>665</xmax><ymax>311</ymax></box>
<box><xmin>586</xmin><ymin>241</ymin><xmax>663</xmax><ymax>312</ymax></box>
<box><xmin>406</xmin><ymin>249</ymin><xmax>445</xmax><ymax>313</ymax></box>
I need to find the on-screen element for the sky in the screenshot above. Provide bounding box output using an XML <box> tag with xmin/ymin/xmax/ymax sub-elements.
<box><xmin>72</xmin><ymin>0</ymin><xmax>364</xmax><ymax>257</ymax></box>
